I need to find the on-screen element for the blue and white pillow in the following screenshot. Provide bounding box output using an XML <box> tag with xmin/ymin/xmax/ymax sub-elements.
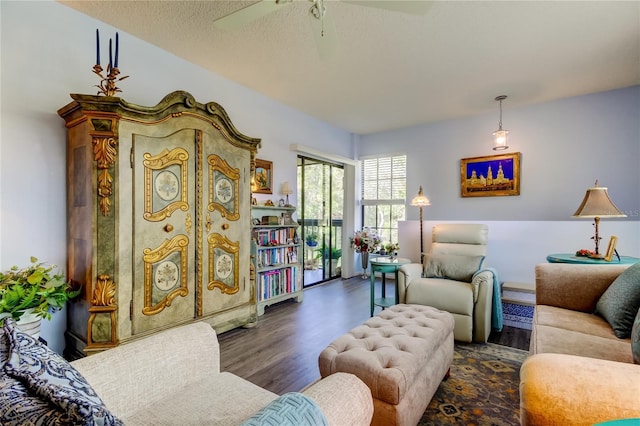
<box><xmin>2</xmin><ymin>319</ymin><xmax>122</xmax><ymax>426</ymax></box>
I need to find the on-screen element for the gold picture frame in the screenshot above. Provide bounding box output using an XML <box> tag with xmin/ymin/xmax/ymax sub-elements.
<box><xmin>604</xmin><ymin>235</ymin><xmax>618</xmax><ymax>262</ymax></box>
<box><xmin>253</xmin><ymin>159</ymin><xmax>273</xmax><ymax>194</ymax></box>
<box><xmin>460</xmin><ymin>152</ymin><xmax>521</xmax><ymax>197</ymax></box>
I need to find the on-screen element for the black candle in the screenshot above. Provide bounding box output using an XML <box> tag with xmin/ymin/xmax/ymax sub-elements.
<box><xmin>96</xmin><ymin>29</ymin><xmax>100</xmax><ymax>66</ymax></box>
<box><xmin>109</xmin><ymin>38</ymin><xmax>112</xmax><ymax>69</ymax></box>
<box><xmin>114</xmin><ymin>32</ymin><xmax>119</xmax><ymax>68</ymax></box>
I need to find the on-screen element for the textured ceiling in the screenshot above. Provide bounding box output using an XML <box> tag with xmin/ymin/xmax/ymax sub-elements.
<box><xmin>60</xmin><ymin>0</ymin><xmax>640</xmax><ymax>135</ymax></box>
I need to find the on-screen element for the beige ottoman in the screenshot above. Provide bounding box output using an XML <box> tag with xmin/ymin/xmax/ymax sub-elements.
<box><xmin>319</xmin><ymin>304</ymin><xmax>455</xmax><ymax>426</ymax></box>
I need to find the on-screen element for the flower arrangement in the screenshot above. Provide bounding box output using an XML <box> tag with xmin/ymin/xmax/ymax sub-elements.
<box><xmin>575</xmin><ymin>249</ymin><xmax>595</xmax><ymax>257</ymax></box>
<box><xmin>384</xmin><ymin>242</ymin><xmax>400</xmax><ymax>254</ymax></box>
<box><xmin>350</xmin><ymin>228</ymin><xmax>381</xmax><ymax>253</ymax></box>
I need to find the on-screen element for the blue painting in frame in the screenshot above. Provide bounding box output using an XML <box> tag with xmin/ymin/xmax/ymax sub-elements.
<box><xmin>460</xmin><ymin>152</ymin><xmax>521</xmax><ymax>197</ymax></box>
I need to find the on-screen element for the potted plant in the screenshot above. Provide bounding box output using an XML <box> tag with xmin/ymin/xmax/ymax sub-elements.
<box><xmin>0</xmin><ymin>257</ymin><xmax>80</xmax><ymax>332</ymax></box>
<box><xmin>315</xmin><ymin>245</ymin><xmax>342</xmax><ymax>274</ymax></box>
<box><xmin>305</xmin><ymin>233</ymin><xmax>319</xmax><ymax>247</ymax></box>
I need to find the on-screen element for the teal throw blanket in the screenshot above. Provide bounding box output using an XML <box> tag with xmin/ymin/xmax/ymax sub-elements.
<box><xmin>474</xmin><ymin>267</ymin><xmax>503</xmax><ymax>332</ymax></box>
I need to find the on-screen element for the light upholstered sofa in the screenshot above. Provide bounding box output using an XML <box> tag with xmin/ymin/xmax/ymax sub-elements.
<box><xmin>397</xmin><ymin>223</ymin><xmax>495</xmax><ymax>342</ymax></box>
<box><xmin>2</xmin><ymin>321</ymin><xmax>373</xmax><ymax>425</ymax></box>
<box><xmin>74</xmin><ymin>322</ymin><xmax>373</xmax><ymax>425</ymax></box>
<box><xmin>520</xmin><ymin>263</ymin><xmax>640</xmax><ymax>425</ymax></box>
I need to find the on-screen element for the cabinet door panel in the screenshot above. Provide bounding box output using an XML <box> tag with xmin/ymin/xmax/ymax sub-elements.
<box><xmin>132</xmin><ymin>129</ymin><xmax>198</xmax><ymax>334</ymax></box>
<box><xmin>201</xmin><ymin>141</ymin><xmax>251</xmax><ymax>315</ymax></box>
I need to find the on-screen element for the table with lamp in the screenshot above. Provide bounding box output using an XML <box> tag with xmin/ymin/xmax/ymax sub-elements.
<box><xmin>550</xmin><ymin>180</ymin><xmax>638</xmax><ymax>265</ymax></box>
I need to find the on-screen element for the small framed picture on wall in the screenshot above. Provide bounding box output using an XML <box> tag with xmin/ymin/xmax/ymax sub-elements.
<box><xmin>253</xmin><ymin>159</ymin><xmax>273</xmax><ymax>194</ymax></box>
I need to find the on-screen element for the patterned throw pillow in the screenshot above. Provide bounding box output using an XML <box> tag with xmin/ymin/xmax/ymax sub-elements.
<box><xmin>596</xmin><ymin>262</ymin><xmax>640</xmax><ymax>339</ymax></box>
<box><xmin>423</xmin><ymin>253</ymin><xmax>485</xmax><ymax>282</ymax></box>
<box><xmin>1</xmin><ymin>329</ymin><xmax>71</xmax><ymax>425</ymax></box>
<box><xmin>3</xmin><ymin>319</ymin><xmax>122</xmax><ymax>426</ymax></box>
<box><xmin>632</xmin><ymin>307</ymin><xmax>640</xmax><ymax>364</ymax></box>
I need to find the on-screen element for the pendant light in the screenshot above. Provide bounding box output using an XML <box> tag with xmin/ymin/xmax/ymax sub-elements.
<box><xmin>492</xmin><ymin>95</ymin><xmax>509</xmax><ymax>151</ymax></box>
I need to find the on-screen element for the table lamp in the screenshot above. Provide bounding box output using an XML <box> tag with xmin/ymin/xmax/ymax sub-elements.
<box><xmin>572</xmin><ymin>180</ymin><xmax>626</xmax><ymax>258</ymax></box>
<box><xmin>281</xmin><ymin>181</ymin><xmax>293</xmax><ymax>206</ymax></box>
<box><xmin>410</xmin><ymin>185</ymin><xmax>431</xmax><ymax>263</ymax></box>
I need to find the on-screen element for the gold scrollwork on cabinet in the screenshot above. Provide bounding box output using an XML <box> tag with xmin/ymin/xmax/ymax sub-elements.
<box><xmin>91</xmin><ymin>275</ymin><xmax>117</xmax><ymax>306</ymax></box>
<box><xmin>208</xmin><ymin>154</ymin><xmax>240</xmax><ymax>221</ymax></box>
<box><xmin>207</xmin><ymin>233</ymin><xmax>239</xmax><ymax>294</ymax></box>
<box><xmin>93</xmin><ymin>137</ymin><xmax>117</xmax><ymax>216</ymax></box>
<box><xmin>143</xmin><ymin>148</ymin><xmax>190</xmax><ymax>222</ymax></box>
<box><xmin>142</xmin><ymin>235</ymin><xmax>189</xmax><ymax>315</ymax></box>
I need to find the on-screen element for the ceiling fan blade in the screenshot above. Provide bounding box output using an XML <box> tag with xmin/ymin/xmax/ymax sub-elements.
<box><xmin>342</xmin><ymin>0</ymin><xmax>432</xmax><ymax>15</ymax></box>
<box><xmin>213</xmin><ymin>0</ymin><xmax>292</xmax><ymax>30</ymax></box>
<box><xmin>308</xmin><ymin>5</ymin><xmax>338</xmax><ymax>60</ymax></box>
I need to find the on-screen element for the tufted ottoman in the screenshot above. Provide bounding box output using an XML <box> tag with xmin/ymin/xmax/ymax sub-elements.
<box><xmin>318</xmin><ymin>304</ymin><xmax>455</xmax><ymax>426</ymax></box>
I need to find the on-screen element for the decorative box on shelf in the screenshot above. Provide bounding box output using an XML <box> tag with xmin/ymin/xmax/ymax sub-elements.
<box><xmin>251</xmin><ymin>205</ymin><xmax>302</xmax><ymax>316</ymax></box>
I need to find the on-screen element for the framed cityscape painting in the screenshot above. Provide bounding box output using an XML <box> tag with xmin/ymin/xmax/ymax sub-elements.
<box><xmin>460</xmin><ymin>152</ymin><xmax>521</xmax><ymax>197</ymax></box>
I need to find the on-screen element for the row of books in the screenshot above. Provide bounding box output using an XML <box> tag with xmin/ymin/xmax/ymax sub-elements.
<box><xmin>258</xmin><ymin>267</ymin><xmax>298</xmax><ymax>301</ymax></box>
<box><xmin>255</xmin><ymin>246</ymin><xmax>298</xmax><ymax>268</ymax></box>
<box><xmin>254</xmin><ymin>228</ymin><xmax>297</xmax><ymax>246</ymax></box>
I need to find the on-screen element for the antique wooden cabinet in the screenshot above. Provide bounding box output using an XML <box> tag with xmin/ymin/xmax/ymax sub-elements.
<box><xmin>58</xmin><ymin>91</ymin><xmax>260</xmax><ymax>356</ymax></box>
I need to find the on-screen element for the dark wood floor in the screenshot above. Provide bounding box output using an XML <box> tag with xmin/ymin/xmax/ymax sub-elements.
<box><xmin>218</xmin><ymin>276</ymin><xmax>531</xmax><ymax>395</ymax></box>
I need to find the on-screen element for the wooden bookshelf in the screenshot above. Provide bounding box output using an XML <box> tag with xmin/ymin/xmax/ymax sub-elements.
<box><xmin>251</xmin><ymin>205</ymin><xmax>303</xmax><ymax>315</ymax></box>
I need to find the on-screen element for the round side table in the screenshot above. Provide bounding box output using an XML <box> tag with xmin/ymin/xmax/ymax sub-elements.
<box><xmin>369</xmin><ymin>257</ymin><xmax>411</xmax><ymax>316</ymax></box>
<box><xmin>546</xmin><ymin>253</ymin><xmax>640</xmax><ymax>265</ymax></box>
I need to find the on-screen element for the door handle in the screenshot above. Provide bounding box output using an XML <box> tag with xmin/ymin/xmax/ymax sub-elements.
<box><xmin>163</xmin><ymin>224</ymin><xmax>174</xmax><ymax>233</ymax></box>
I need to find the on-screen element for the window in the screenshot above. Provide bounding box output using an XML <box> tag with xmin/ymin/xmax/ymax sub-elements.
<box><xmin>361</xmin><ymin>155</ymin><xmax>406</xmax><ymax>246</ymax></box>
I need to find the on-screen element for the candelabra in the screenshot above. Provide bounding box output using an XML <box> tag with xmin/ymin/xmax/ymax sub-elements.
<box><xmin>93</xmin><ymin>29</ymin><xmax>129</xmax><ymax>97</ymax></box>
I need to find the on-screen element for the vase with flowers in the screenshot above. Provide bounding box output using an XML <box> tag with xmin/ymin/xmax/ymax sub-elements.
<box><xmin>350</xmin><ymin>228</ymin><xmax>381</xmax><ymax>278</ymax></box>
<box><xmin>384</xmin><ymin>242</ymin><xmax>400</xmax><ymax>258</ymax></box>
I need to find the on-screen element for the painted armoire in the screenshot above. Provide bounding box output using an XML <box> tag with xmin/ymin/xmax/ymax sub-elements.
<box><xmin>58</xmin><ymin>91</ymin><xmax>261</xmax><ymax>357</ymax></box>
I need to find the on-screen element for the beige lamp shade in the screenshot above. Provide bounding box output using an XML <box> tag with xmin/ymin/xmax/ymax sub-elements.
<box><xmin>281</xmin><ymin>181</ymin><xmax>293</xmax><ymax>206</ymax></box>
<box><xmin>281</xmin><ymin>181</ymin><xmax>293</xmax><ymax>195</ymax></box>
<box><xmin>410</xmin><ymin>185</ymin><xmax>431</xmax><ymax>207</ymax></box>
<box><xmin>572</xmin><ymin>184</ymin><xmax>626</xmax><ymax>218</ymax></box>
<box><xmin>573</xmin><ymin>181</ymin><xmax>626</xmax><ymax>256</ymax></box>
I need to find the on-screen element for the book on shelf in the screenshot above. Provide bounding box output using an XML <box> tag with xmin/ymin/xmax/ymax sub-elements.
<box><xmin>255</xmin><ymin>246</ymin><xmax>299</xmax><ymax>268</ymax></box>
<box><xmin>258</xmin><ymin>266</ymin><xmax>298</xmax><ymax>301</ymax></box>
<box><xmin>253</xmin><ymin>228</ymin><xmax>298</xmax><ymax>246</ymax></box>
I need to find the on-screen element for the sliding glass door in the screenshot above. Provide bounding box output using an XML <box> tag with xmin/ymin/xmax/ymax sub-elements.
<box><xmin>297</xmin><ymin>156</ymin><xmax>344</xmax><ymax>287</ymax></box>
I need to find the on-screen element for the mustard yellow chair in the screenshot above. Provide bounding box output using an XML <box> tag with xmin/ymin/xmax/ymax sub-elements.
<box><xmin>397</xmin><ymin>223</ymin><xmax>497</xmax><ymax>342</ymax></box>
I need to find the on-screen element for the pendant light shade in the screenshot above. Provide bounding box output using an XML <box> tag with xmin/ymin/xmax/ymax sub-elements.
<box><xmin>493</xmin><ymin>95</ymin><xmax>509</xmax><ymax>151</ymax></box>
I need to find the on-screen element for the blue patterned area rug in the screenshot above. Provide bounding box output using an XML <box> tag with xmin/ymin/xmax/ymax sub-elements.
<box><xmin>419</xmin><ymin>343</ymin><xmax>528</xmax><ymax>426</ymax></box>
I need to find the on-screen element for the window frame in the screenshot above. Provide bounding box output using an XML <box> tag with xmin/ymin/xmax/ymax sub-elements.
<box><xmin>360</xmin><ymin>154</ymin><xmax>407</xmax><ymax>247</ymax></box>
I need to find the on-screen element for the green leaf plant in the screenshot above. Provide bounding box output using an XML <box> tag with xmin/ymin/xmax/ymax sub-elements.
<box><xmin>0</xmin><ymin>256</ymin><xmax>80</xmax><ymax>325</ymax></box>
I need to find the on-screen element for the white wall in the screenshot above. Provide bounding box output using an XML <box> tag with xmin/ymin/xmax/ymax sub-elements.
<box><xmin>0</xmin><ymin>0</ymin><xmax>353</xmax><ymax>353</ymax></box>
<box><xmin>364</xmin><ymin>87</ymin><xmax>640</xmax><ymax>284</ymax></box>
<box><xmin>360</xmin><ymin>87</ymin><xmax>640</xmax><ymax>221</ymax></box>
<box><xmin>399</xmin><ymin>220</ymin><xmax>640</xmax><ymax>284</ymax></box>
